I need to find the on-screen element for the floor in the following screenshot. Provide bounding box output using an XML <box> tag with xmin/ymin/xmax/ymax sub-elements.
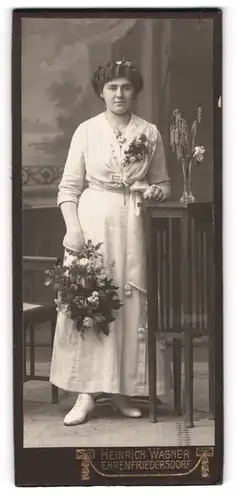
<box><xmin>23</xmin><ymin>345</ymin><xmax>215</xmax><ymax>448</ymax></box>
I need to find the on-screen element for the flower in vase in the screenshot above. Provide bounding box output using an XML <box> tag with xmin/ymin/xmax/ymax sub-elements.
<box><xmin>197</xmin><ymin>106</ymin><xmax>203</xmax><ymax>123</ymax></box>
<box><xmin>193</xmin><ymin>146</ymin><xmax>205</xmax><ymax>162</ymax></box>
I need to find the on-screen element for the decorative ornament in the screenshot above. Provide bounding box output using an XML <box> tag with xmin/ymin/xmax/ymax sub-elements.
<box><xmin>124</xmin><ymin>284</ymin><xmax>132</xmax><ymax>297</ymax></box>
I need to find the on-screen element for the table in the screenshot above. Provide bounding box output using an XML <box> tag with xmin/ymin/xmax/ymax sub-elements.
<box><xmin>143</xmin><ymin>201</ymin><xmax>215</xmax><ymax>427</ymax></box>
<box><xmin>23</xmin><ymin>302</ymin><xmax>58</xmax><ymax>404</ymax></box>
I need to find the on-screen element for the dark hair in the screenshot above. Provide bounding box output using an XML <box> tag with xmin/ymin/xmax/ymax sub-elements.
<box><xmin>92</xmin><ymin>58</ymin><xmax>143</xmax><ymax>98</ymax></box>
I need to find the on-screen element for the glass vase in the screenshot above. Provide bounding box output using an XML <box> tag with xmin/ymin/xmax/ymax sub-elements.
<box><xmin>180</xmin><ymin>158</ymin><xmax>196</xmax><ymax>203</ymax></box>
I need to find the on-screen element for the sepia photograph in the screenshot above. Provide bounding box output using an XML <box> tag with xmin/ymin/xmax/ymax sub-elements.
<box><xmin>13</xmin><ymin>9</ymin><xmax>222</xmax><ymax>486</ymax></box>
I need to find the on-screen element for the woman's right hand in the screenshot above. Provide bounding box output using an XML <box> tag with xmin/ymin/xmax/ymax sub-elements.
<box><xmin>63</xmin><ymin>227</ymin><xmax>84</xmax><ymax>253</ymax></box>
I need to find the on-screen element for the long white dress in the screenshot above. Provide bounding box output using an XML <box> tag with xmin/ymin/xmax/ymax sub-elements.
<box><xmin>50</xmin><ymin>112</ymin><xmax>172</xmax><ymax>396</ymax></box>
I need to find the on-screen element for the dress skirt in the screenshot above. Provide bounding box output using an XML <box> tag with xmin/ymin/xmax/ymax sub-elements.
<box><xmin>50</xmin><ymin>187</ymin><xmax>172</xmax><ymax>396</ymax></box>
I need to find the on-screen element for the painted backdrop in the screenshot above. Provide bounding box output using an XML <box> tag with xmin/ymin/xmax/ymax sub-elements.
<box><xmin>22</xmin><ymin>17</ymin><xmax>214</xmax><ymax>205</ymax></box>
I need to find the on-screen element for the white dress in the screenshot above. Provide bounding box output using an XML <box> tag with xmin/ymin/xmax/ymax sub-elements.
<box><xmin>50</xmin><ymin>112</ymin><xmax>172</xmax><ymax>396</ymax></box>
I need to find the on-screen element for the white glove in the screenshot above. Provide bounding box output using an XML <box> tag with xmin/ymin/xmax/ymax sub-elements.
<box><xmin>63</xmin><ymin>227</ymin><xmax>84</xmax><ymax>253</ymax></box>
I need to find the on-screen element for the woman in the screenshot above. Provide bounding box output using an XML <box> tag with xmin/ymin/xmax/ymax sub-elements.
<box><xmin>50</xmin><ymin>58</ymin><xmax>172</xmax><ymax>426</ymax></box>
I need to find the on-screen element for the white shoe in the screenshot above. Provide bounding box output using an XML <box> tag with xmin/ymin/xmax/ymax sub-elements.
<box><xmin>111</xmin><ymin>394</ymin><xmax>142</xmax><ymax>418</ymax></box>
<box><xmin>64</xmin><ymin>393</ymin><xmax>95</xmax><ymax>426</ymax></box>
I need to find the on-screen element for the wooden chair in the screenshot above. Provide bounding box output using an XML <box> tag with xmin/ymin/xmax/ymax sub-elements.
<box><xmin>23</xmin><ymin>256</ymin><xmax>59</xmax><ymax>404</ymax></box>
<box><xmin>144</xmin><ymin>201</ymin><xmax>215</xmax><ymax>426</ymax></box>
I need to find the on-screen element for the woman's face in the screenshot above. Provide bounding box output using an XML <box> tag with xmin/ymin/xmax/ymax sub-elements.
<box><xmin>100</xmin><ymin>77</ymin><xmax>135</xmax><ymax>115</ymax></box>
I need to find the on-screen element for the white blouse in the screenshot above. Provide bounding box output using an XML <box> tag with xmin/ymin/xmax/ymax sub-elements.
<box><xmin>58</xmin><ymin>112</ymin><xmax>170</xmax><ymax>205</ymax></box>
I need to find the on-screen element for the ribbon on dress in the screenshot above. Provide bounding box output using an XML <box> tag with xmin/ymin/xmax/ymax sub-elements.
<box><xmin>87</xmin><ymin>181</ymin><xmax>149</xmax><ymax>384</ymax></box>
<box><xmin>88</xmin><ymin>179</ymin><xmax>148</xmax><ymax>294</ymax></box>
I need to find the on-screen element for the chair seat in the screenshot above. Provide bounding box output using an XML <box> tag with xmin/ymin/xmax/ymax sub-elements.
<box><xmin>23</xmin><ymin>302</ymin><xmax>56</xmax><ymax>327</ymax></box>
<box><xmin>23</xmin><ymin>302</ymin><xmax>42</xmax><ymax>311</ymax></box>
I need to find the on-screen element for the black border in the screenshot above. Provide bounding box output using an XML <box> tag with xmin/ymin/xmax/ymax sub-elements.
<box><xmin>13</xmin><ymin>8</ymin><xmax>223</xmax><ymax>486</ymax></box>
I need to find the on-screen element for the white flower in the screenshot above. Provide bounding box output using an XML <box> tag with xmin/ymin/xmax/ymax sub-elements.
<box><xmin>87</xmin><ymin>295</ymin><xmax>99</xmax><ymax>306</ymax></box>
<box><xmin>92</xmin><ymin>291</ymin><xmax>99</xmax><ymax>298</ymax></box>
<box><xmin>79</xmin><ymin>258</ymin><xmax>90</xmax><ymax>268</ymax></box>
<box><xmin>193</xmin><ymin>145</ymin><xmax>205</xmax><ymax>162</ymax></box>
<box><xmin>83</xmin><ymin>317</ymin><xmax>93</xmax><ymax>328</ymax></box>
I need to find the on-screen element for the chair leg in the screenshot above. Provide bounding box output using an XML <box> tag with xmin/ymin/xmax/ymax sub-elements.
<box><xmin>50</xmin><ymin>315</ymin><xmax>58</xmax><ymax>404</ymax></box>
<box><xmin>208</xmin><ymin>331</ymin><xmax>215</xmax><ymax>419</ymax></box>
<box><xmin>183</xmin><ymin>332</ymin><xmax>194</xmax><ymax>428</ymax></box>
<box><xmin>148</xmin><ymin>338</ymin><xmax>158</xmax><ymax>423</ymax></box>
<box><xmin>173</xmin><ymin>338</ymin><xmax>182</xmax><ymax>416</ymax></box>
<box><xmin>51</xmin><ymin>384</ymin><xmax>59</xmax><ymax>404</ymax></box>
<box><xmin>29</xmin><ymin>325</ymin><xmax>35</xmax><ymax>377</ymax></box>
<box><xmin>24</xmin><ymin>327</ymin><xmax>27</xmax><ymax>380</ymax></box>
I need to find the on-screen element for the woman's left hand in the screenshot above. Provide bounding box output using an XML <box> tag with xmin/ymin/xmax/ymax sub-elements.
<box><xmin>143</xmin><ymin>185</ymin><xmax>165</xmax><ymax>201</ymax></box>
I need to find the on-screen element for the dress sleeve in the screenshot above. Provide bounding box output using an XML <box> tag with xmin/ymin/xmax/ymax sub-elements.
<box><xmin>57</xmin><ymin>123</ymin><xmax>86</xmax><ymax>206</ymax></box>
<box><xmin>146</xmin><ymin>125</ymin><xmax>171</xmax><ymax>199</ymax></box>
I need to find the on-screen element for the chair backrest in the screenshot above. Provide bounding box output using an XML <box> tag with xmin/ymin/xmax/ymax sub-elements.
<box><xmin>23</xmin><ymin>256</ymin><xmax>58</xmax><ymax>305</ymax></box>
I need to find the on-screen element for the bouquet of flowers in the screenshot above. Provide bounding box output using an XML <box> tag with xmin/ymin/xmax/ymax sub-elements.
<box><xmin>44</xmin><ymin>240</ymin><xmax>123</xmax><ymax>337</ymax></box>
<box><xmin>122</xmin><ymin>133</ymin><xmax>152</xmax><ymax>167</ymax></box>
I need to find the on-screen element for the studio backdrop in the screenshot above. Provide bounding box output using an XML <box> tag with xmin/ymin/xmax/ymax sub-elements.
<box><xmin>22</xmin><ymin>17</ymin><xmax>214</xmax><ymax>300</ymax></box>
